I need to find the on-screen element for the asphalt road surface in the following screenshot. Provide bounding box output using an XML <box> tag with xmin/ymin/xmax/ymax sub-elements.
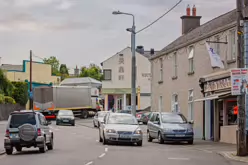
<box><xmin>0</xmin><ymin>119</ymin><xmax>246</xmax><ymax>165</ymax></box>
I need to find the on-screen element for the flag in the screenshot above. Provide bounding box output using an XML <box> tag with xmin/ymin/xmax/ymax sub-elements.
<box><xmin>205</xmin><ymin>43</ymin><xmax>224</xmax><ymax>68</ymax></box>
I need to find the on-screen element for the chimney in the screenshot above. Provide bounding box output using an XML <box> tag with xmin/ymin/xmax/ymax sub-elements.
<box><xmin>150</xmin><ymin>48</ymin><xmax>155</xmax><ymax>55</ymax></box>
<box><xmin>181</xmin><ymin>5</ymin><xmax>201</xmax><ymax>35</ymax></box>
<box><xmin>136</xmin><ymin>45</ymin><xmax>144</xmax><ymax>54</ymax></box>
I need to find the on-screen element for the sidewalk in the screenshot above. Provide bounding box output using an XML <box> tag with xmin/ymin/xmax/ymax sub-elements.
<box><xmin>218</xmin><ymin>151</ymin><xmax>248</xmax><ymax>163</ymax></box>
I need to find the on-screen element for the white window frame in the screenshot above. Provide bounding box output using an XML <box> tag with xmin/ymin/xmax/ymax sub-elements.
<box><xmin>172</xmin><ymin>94</ymin><xmax>179</xmax><ymax>112</ymax></box>
<box><xmin>173</xmin><ymin>52</ymin><xmax>177</xmax><ymax>77</ymax></box>
<box><xmin>229</xmin><ymin>29</ymin><xmax>236</xmax><ymax>60</ymax></box>
<box><xmin>159</xmin><ymin>96</ymin><xmax>163</xmax><ymax>112</ymax></box>
<box><xmin>188</xmin><ymin>46</ymin><xmax>194</xmax><ymax>73</ymax></box>
<box><xmin>159</xmin><ymin>58</ymin><xmax>163</xmax><ymax>81</ymax></box>
<box><xmin>188</xmin><ymin>89</ymin><xmax>194</xmax><ymax>120</ymax></box>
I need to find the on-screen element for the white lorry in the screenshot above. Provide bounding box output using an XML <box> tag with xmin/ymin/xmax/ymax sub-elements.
<box><xmin>33</xmin><ymin>86</ymin><xmax>103</xmax><ymax>119</ymax></box>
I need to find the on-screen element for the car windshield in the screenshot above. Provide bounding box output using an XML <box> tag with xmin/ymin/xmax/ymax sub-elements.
<box><xmin>59</xmin><ymin>110</ymin><xmax>73</xmax><ymax>116</ymax></box>
<box><xmin>9</xmin><ymin>113</ymin><xmax>36</xmax><ymax>128</ymax></box>
<box><xmin>161</xmin><ymin>114</ymin><xmax>187</xmax><ymax>124</ymax></box>
<box><xmin>98</xmin><ymin>112</ymin><xmax>107</xmax><ymax>117</ymax></box>
<box><xmin>108</xmin><ymin>115</ymin><xmax>138</xmax><ymax>125</ymax></box>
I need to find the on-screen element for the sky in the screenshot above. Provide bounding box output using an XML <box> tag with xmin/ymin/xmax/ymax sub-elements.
<box><xmin>0</xmin><ymin>0</ymin><xmax>235</xmax><ymax>72</ymax></box>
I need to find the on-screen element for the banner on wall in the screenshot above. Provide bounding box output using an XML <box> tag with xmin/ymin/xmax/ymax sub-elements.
<box><xmin>205</xmin><ymin>43</ymin><xmax>224</xmax><ymax>69</ymax></box>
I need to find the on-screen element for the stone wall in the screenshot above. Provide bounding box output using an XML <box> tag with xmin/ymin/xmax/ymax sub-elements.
<box><xmin>0</xmin><ymin>104</ymin><xmax>25</xmax><ymax>120</ymax></box>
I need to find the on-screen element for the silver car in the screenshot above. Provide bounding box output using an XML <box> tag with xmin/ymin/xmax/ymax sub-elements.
<box><xmin>93</xmin><ymin>111</ymin><xmax>110</xmax><ymax>128</ymax></box>
<box><xmin>147</xmin><ymin>112</ymin><xmax>194</xmax><ymax>144</ymax></box>
<box><xmin>99</xmin><ymin>113</ymin><xmax>143</xmax><ymax>146</ymax></box>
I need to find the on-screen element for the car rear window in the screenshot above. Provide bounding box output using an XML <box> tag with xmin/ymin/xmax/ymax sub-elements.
<box><xmin>9</xmin><ymin>113</ymin><xmax>36</xmax><ymax>128</ymax></box>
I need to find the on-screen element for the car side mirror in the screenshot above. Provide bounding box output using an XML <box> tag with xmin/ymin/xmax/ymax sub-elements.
<box><xmin>189</xmin><ymin>120</ymin><xmax>194</xmax><ymax>124</ymax></box>
<box><xmin>47</xmin><ymin>121</ymin><xmax>52</xmax><ymax>125</ymax></box>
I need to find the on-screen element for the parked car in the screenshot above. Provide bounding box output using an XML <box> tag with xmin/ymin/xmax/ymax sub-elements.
<box><xmin>4</xmin><ymin>110</ymin><xmax>54</xmax><ymax>154</ymax></box>
<box><xmin>56</xmin><ymin>110</ymin><xmax>75</xmax><ymax>126</ymax></box>
<box><xmin>140</xmin><ymin>112</ymin><xmax>152</xmax><ymax>124</ymax></box>
<box><xmin>119</xmin><ymin>110</ymin><xmax>131</xmax><ymax>114</ymax></box>
<box><xmin>147</xmin><ymin>112</ymin><xmax>194</xmax><ymax>144</ymax></box>
<box><xmin>136</xmin><ymin>112</ymin><xmax>144</xmax><ymax>123</ymax></box>
<box><xmin>93</xmin><ymin>111</ymin><xmax>110</xmax><ymax>128</ymax></box>
<box><xmin>99</xmin><ymin>113</ymin><xmax>143</xmax><ymax>146</ymax></box>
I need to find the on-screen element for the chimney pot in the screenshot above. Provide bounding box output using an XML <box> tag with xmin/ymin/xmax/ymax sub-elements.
<box><xmin>186</xmin><ymin>4</ymin><xmax>190</xmax><ymax>16</ymax></box>
<box><xmin>150</xmin><ymin>48</ymin><xmax>155</xmax><ymax>55</ymax></box>
<box><xmin>136</xmin><ymin>46</ymin><xmax>144</xmax><ymax>54</ymax></box>
<box><xmin>192</xmin><ymin>5</ymin><xmax>196</xmax><ymax>16</ymax></box>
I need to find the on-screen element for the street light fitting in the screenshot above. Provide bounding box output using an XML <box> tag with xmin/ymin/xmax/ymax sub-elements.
<box><xmin>126</xmin><ymin>28</ymin><xmax>132</xmax><ymax>32</ymax></box>
<box><xmin>112</xmin><ymin>11</ymin><xmax>122</xmax><ymax>15</ymax></box>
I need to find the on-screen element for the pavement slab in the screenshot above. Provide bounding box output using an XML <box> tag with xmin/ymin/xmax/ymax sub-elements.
<box><xmin>218</xmin><ymin>151</ymin><xmax>248</xmax><ymax>163</ymax></box>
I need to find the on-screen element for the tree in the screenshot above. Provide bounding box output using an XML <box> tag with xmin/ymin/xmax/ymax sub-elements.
<box><xmin>43</xmin><ymin>56</ymin><xmax>60</xmax><ymax>75</ymax></box>
<box><xmin>0</xmin><ymin>69</ymin><xmax>14</xmax><ymax>96</ymax></box>
<box><xmin>59</xmin><ymin>64</ymin><xmax>69</xmax><ymax>81</ymax></box>
<box><xmin>80</xmin><ymin>64</ymin><xmax>103</xmax><ymax>81</ymax></box>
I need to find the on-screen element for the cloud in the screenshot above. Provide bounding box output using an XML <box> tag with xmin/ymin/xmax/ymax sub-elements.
<box><xmin>56</xmin><ymin>0</ymin><xmax>74</xmax><ymax>10</ymax></box>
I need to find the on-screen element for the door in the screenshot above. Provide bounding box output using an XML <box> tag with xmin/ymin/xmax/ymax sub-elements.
<box><xmin>153</xmin><ymin>114</ymin><xmax>161</xmax><ymax>138</ymax></box>
<box><xmin>100</xmin><ymin>114</ymin><xmax>108</xmax><ymax>138</ymax></box>
<box><xmin>148</xmin><ymin>113</ymin><xmax>158</xmax><ymax>138</ymax></box>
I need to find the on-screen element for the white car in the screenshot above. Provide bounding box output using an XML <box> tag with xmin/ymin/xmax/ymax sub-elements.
<box><xmin>99</xmin><ymin>113</ymin><xmax>143</xmax><ymax>146</ymax></box>
<box><xmin>93</xmin><ymin>111</ymin><xmax>110</xmax><ymax>128</ymax></box>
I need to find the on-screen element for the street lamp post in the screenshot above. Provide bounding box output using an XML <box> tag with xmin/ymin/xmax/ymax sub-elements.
<box><xmin>112</xmin><ymin>11</ymin><xmax>137</xmax><ymax>116</ymax></box>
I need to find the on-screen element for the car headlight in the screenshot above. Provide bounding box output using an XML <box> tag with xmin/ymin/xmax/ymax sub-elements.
<box><xmin>163</xmin><ymin>128</ymin><xmax>173</xmax><ymax>133</ymax></box>
<box><xmin>105</xmin><ymin>129</ymin><xmax>116</xmax><ymax>133</ymax></box>
<box><xmin>134</xmin><ymin>130</ymin><xmax>142</xmax><ymax>134</ymax></box>
<box><xmin>57</xmin><ymin>116</ymin><xmax>61</xmax><ymax>119</ymax></box>
<box><xmin>187</xmin><ymin>128</ymin><xmax>193</xmax><ymax>132</ymax></box>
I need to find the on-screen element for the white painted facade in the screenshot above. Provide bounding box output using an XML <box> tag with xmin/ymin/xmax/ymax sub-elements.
<box><xmin>101</xmin><ymin>47</ymin><xmax>151</xmax><ymax>111</ymax></box>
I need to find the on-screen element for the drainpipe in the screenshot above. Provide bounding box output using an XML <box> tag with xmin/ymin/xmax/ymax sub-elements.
<box><xmin>199</xmin><ymin>78</ymin><xmax>205</xmax><ymax>140</ymax></box>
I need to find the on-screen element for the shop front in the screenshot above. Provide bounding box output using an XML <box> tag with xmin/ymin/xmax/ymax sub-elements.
<box><xmin>196</xmin><ymin>70</ymin><xmax>238</xmax><ymax>144</ymax></box>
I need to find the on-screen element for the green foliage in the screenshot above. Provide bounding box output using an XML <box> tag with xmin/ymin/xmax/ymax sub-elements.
<box><xmin>0</xmin><ymin>94</ymin><xmax>4</xmax><ymax>104</ymax></box>
<box><xmin>12</xmin><ymin>82</ymin><xmax>28</xmax><ymax>106</ymax></box>
<box><xmin>43</xmin><ymin>56</ymin><xmax>60</xmax><ymax>75</ymax></box>
<box><xmin>0</xmin><ymin>69</ymin><xmax>14</xmax><ymax>96</ymax></box>
<box><xmin>59</xmin><ymin>64</ymin><xmax>69</xmax><ymax>81</ymax></box>
<box><xmin>79</xmin><ymin>64</ymin><xmax>103</xmax><ymax>81</ymax></box>
<box><xmin>4</xmin><ymin>96</ymin><xmax>16</xmax><ymax>104</ymax></box>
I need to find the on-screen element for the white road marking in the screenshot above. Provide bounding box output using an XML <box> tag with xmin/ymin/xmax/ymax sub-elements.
<box><xmin>99</xmin><ymin>153</ymin><xmax>106</xmax><ymax>158</ymax></box>
<box><xmin>85</xmin><ymin>161</ymin><xmax>93</xmax><ymax>165</ymax></box>
<box><xmin>168</xmin><ymin>157</ymin><xmax>190</xmax><ymax>160</ymax></box>
<box><xmin>105</xmin><ymin>148</ymin><xmax>108</xmax><ymax>152</ymax></box>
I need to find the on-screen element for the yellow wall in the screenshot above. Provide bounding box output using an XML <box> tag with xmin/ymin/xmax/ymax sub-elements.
<box><xmin>5</xmin><ymin>61</ymin><xmax>60</xmax><ymax>85</ymax></box>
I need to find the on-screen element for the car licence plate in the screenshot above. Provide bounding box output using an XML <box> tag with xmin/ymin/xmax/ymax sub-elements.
<box><xmin>119</xmin><ymin>134</ymin><xmax>131</xmax><ymax>138</ymax></box>
<box><xmin>63</xmin><ymin>120</ymin><xmax>69</xmax><ymax>122</ymax></box>
<box><xmin>10</xmin><ymin>133</ymin><xmax>19</xmax><ymax>138</ymax></box>
<box><xmin>175</xmin><ymin>134</ymin><xmax>185</xmax><ymax>137</ymax></box>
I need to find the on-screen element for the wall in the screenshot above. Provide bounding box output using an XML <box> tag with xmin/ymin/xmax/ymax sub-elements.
<box><xmin>140</xmin><ymin>96</ymin><xmax>151</xmax><ymax>109</ymax></box>
<box><xmin>151</xmin><ymin>26</ymin><xmax>237</xmax><ymax>138</ymax></box>
<box><xmin>0</xmin><ymin>104</ymin><xmax>25</xmax><ymax>120</ymax></box>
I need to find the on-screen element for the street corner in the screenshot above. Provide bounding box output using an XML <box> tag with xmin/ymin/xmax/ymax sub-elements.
<box><xmin>218</xmin><ymin>151</ymin><xmax>248</xmax><ymax>163</ymax></box>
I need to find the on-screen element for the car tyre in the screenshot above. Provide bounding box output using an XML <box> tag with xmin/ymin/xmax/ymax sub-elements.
<box><xmin>56</xmin><ymin>122</ymin><xmax>59</xmax><ymax>125</ymax></box>
<box><xmin>98</xmin><ymin>122</ymin><xmax>100</xmax><ymax>128</ymax></box>
<box><xmin>93</xmin><ymin>121</ymin><xmax>97</xmax><ymax>128</ymax></box>
<box><xmin>99</xmin><ymin>129</ymin><xmax>103</xmax><ymax>142</ymax></box>
<box><xmin>47</xmin><ymin>137</ymin><xmax>54</xmax><ymax>150</ymax></box>
<box><xmin>137</xmin><ymin>140</ymin><xmax>142</xmax><ymax>146</ymax></box>
<box><xmin>5</xmin><ymin>148</ymin><xmax>13</xmax><ymax>155</ymax></box>
<box><xmin>72</xmin><ymin>122</ymin><xmax>75</xmax><ymax>126</ymax></box>
<box><xmin>147</xmin><ymin>131</ymin><xmax>153</xmax><ymax>142</ymax></box>
<box><xmin>103</xmin><ymin>133</ymin><xmax>108</xmax><ymax>145</ymax></box>
<box><xmin>39</xmin><ymin>138</ymin><xmax>46</xmax><ymax>153</ymax></box>
<box><xmin>15</xmin><ymin>146</ymin><xmax>22</xmax><ymax>152</ymax></box>
<box><xmin>158</xmin><ymin>132</ymin><xmax>164</xmax><ymax>144</ymax></box>
<box><xmin>188</xmin><ymin>140</ymin><xmax>194</xmax><ymax>145</ymax></box>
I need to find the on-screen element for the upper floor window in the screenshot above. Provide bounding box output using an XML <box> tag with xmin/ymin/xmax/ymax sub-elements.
<box><xmin>229</xmin><ymin>30</ymin><xmax>236</xmax><ymax>60</ymax></box>
<box><xmin>103</xmin><ymin>69</ymin><xmax>111</xmax><ymax>80</ymax></box>
<box><xmin>215</xmin><ymin>35</ymin><xmax>220</xmax><ymax>55</ymax></box>
<box><xmin>188</xmin><ymin>46</ymin><xmax>194</xmax><ymax>74</ymax></box>
<box><xmin>173</xmin><ymin>52</ymin><xmax>177</xmax><ymax>78</ymax></box>
<box><xmin>159</xmin><ymin>58</ymin><xmax>163</xmax><ymax>82</ymax></box>
<box><xmin>159</xmin><ymin>96</ymin><xmax>163</xmax><ymax>112</ymax></box>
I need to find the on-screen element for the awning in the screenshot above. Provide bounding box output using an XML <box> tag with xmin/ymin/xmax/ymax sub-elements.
<box><xmin>194</xmin><ymin>91</ymin><xmax>231</xmax><ymax>102</ymax></box>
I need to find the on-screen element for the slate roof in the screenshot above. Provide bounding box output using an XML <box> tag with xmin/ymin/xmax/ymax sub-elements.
<box><xmin>0</xmin><ymin>64</ymin><xmax>23</xmax><ymax>71</ymax></box>
<box><xmin>150</xmin><ymin>9</ymin><xmax>237</xmax><ymax>60</ymax></box>
<box><xmin>60</xmin><ymin>77</ymin><xmax>102</xmax><ymax>86</ymax></box>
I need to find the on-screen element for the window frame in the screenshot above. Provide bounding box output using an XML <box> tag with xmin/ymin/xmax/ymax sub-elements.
<box><xmin>229</xmin><ymin>29</ymin><xmax>236</xmax><ymax>60</ymax></box>
<box><xmin>188</xmin><ymin>46</ymin><xmax>194</xmax><ymax>73</ymax></box>
<box><xmin>159</xmin><ymin>58</ymin><xmax>163</xmax><ymax>81</ymax></box>
<box><xmin>103</xmin><ymin>69</ymin><xmax>112</xmax><ymax>80</ymax></box>
<box><xmin>173</xmin><ymin>52</ymin><xmax>178</xmax><ymax>77</ymax></box>
<box><xmin>159</xmin><ymin>96</ymin><xmax>163</xmax><ymax>112</ymax></box>
<box><xmin>172</xmin><ymin>94</ymin><xmax>179</xmax><ymax>112</ymax></box>
<box><xmin>188</xmin><ymin>89</ymin><xmax>194</xmax><ymax>120</ymax></box>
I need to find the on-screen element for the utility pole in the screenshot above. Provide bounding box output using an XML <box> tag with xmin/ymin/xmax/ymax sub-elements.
<box><xmin>131</xmin><ymin>19</ymin><xmax>136</xmax><ymax>117</ymax></box>
<box><xmin>236</xmin><ymin>0</ymin><xmax>247</xmax><ymax>156</ymax></box>
<box><xmin>29</xmin><ymin>50</ymin><xmax>33</xmax><ymax>110</ymax></box>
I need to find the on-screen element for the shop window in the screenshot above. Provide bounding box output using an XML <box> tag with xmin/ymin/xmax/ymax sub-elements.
<box><xmin>226</xmin><ymin>101</ymin><xmax>237</xmax><ymax>125</ymax></box>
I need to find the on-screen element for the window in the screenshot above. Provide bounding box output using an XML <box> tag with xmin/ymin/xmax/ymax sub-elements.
<box><xmin>159</xmin><ymin>96</ymin><xmax>163</xmax><ymax>112</ymax></box>
<box><xmin>173</xmin><ymin>52</ymin><xmax>177</xmax><ymax>77</ymax></box>
<box><xmin>188</xmin><ymin>90</ymin><xmax>194</xmax><ymax>120</ymax></box>
<box><xmin>119</xmin><ymin>66</ymin><xmax>124</xmax><ymax>73</ymax></box>
<box><xmin>103</xmin><ymin>69</ymin><xmax>111</xmax><ymax>80</ymax></box>
<box><xmin>159</xmin><ymin>58</ymin><xmax>163</xmax><ymax>81</ymax></box>
<box><xmin>215</xmin><ymin>35</ymin><xmax>220</xmax><ymax>55</ymax></box>
<box><xmin>39</xmin><ymin>114</ymin><xmax>46</xmax><ymax>125</ymax></box>
<box><xmin>172</xmin><ymin>94</ymin><xmax>179</xmax><ymax>112</ymax></box>
<box><xmin>229</xmin><ymin>30</ymin><xmax>236</xmax><ymax>60</ymax></box>
<box><xmin>188</xmin><ymin>46</ymin><xmax>194</xmax><ymax>73</ymax></box>
<box><xmin>118</xmin><ymin>75</ymin><xmax>124</xmax><ymax>80</ymax></box>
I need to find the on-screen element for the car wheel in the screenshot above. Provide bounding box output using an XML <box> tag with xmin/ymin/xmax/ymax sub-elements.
<box><xmin>47</xmin><ymin>137</ymin><xmax>54</xmax><ymax>150</ymax></box>
<box><xmin>99</xmin><ymin>129</ymin><xmax>103</xmax><ymax>142</ymax></box>
<box><xmin>137</xmin><ymin>140</ymin><xmax>142</xmax><ymax>146</ymax></box>
<box><xmin>15</xmin><ymin>146</ymin><xmax>22</xmax><ymax>152</ymax></box>
<box><xmin>56</xmin><ymin>122</ymin><xmax>59</xmax><ymax>125</ymax></box>
<box><xmin>188</xmin><ymin>140</ymin><xmax>194</xmax><ymax>145</ymax></box>
<box><xmin>72</xmin><ymin>121</ymin><xmax>75</xmax><ymax>126</ymax></box>
<box><xmin>93</xmin><ymin>121</ymin><xmax>97</xmax><ymax>128</ymax></box>
<box><xmin>158</xmin><ymin>132</ymin><xmax>164</xmax><ymax>144</ymax></box>
<box><xmin>147</xmin><ymin>131</ymin><xmax>153</xmax><ymax>142</ymax></box>
<box><xmin>5</xmin><ymin>148</ymin><xmax>13</xmax><ymax>155</ymax></box>
<box><xmin>98</xmin><ymin>122</ymin><xmax>100</xmax><ymax>128</ymax></box>
<box><xmin>39</xmin><ymin>138</ymin><xmax>46</xmax><ymax>153</ymax></box>
<box><xmin>103</xmin><ymin>133</ymin><xmax>108</xmax><ymax>145</ymax></box>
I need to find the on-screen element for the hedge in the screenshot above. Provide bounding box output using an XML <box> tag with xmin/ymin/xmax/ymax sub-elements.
<box><xmin>12</xmin><ymin>82</ymin><xmax>28</xmax><ymax>106</ymax></box>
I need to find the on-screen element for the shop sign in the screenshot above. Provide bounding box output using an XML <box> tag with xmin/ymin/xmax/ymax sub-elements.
<box><xmin>230</xmin><ymin>68</ymin><xmax>248</xmax><ymax>95</ymax></box>
<box><xmin>204</xmin><ymin>78</ymin><xmax>231</xmax><ymax>92</ymax></box>
<box><xmin>118</xmin><ymin>54</ymin><xmax>124</xmax><ymax>81</ymax></box>
<box><xmin>142</xmin><ymin>73</ymin><xmax>151</xmax><ymax>80</ymax></box>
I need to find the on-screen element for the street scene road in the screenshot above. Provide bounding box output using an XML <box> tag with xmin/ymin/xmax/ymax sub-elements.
<box><xmin>0</xmin><ymin>119</ymin><xmax>245</xmax><ymax>165</ymax></box>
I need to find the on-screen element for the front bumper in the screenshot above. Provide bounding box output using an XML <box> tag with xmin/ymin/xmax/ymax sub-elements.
<box><xmin>105</xmin><ymin>133</ymin><xmax>143</xmax><ymax>143</ymax></box>
<box><xmin>162</xmin><ymin>132</ymin><xmax>194</xmax><ymax>141</ymax></box>
<box><xmin>4</xmin><ymin>136</ymin><xmax>45</xmax><ymax>149</ymax></box>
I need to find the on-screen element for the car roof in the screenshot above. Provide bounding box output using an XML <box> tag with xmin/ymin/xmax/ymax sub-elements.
<box><xmin>110</xmin><ymin>113</ymin><xmax>134</xmax><ymax>117</ymax></box>
<box><xmin>11</xmin><ymin>110</ymin><xmax>38</xmax><ymax>115</ymax></box>
<box><xmin>151</xmin><ymin>112</ymin><xmax>181</xmax><ymax>115</ymax></box>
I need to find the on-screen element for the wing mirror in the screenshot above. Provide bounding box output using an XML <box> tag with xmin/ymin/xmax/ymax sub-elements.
<box><xmin>189</xmin><ymin>120</ymin><xmax>194</xmax><ymax>124</ymax></box>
